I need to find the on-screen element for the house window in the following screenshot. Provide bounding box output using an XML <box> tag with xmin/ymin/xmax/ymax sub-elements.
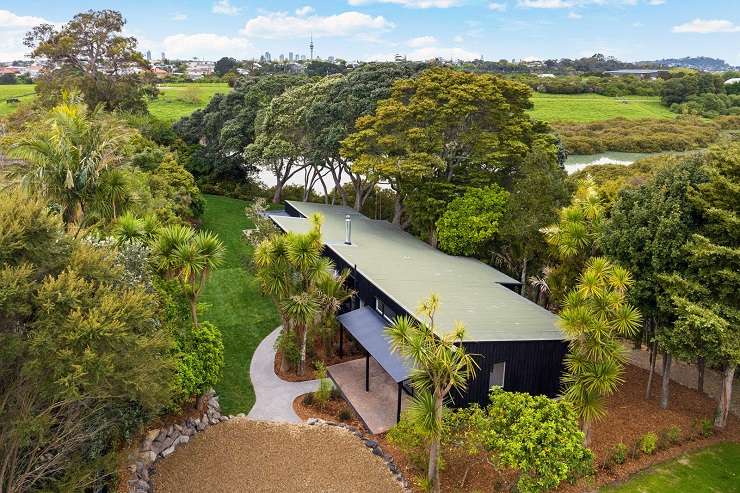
<box><xmin>374</xmin><ymin>297</ymin><xmax>396</xmax><ymax>322</ymax></box>
<box><xmin>489</xmin><ymin>362</ymin><xmax>506</xmax><ymax>389</ymax></box>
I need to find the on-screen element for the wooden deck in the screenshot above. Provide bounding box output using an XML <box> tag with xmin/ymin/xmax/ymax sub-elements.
<box><xmin>328</xmin><ymin>358</ymin><xmax>411</xmax><ymax>434</ymax></box>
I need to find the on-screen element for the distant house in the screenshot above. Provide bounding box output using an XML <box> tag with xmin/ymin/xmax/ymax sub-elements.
<box><xmin>0</xmin><ymin>67</ymin><xmax>20</xmax><ymax>75</ymax></box>
<box><xmin>604</xmin><ymin>69</ymin><xmax>665</xmax><ymax>79</ymax></box>
<box><xmin>269</xmin><ymin>201</ymin><xmax>566</xmax><ymax>423</ymax></box>
<box><xmin>185</xmin><ymin>60</ymin><xmax>215</xmax><ymax>79</ymax></box>
<box><xmin>538</xmin><ymin>73</ymin><xmax>556</xmax><ymax>78</ymax></box>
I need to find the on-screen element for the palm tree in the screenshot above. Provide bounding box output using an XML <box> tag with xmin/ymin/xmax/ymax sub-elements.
<box><xmin>4</xmin><ymin>96</ymin><xmax>134</xmax><ymax>230</ymax></box>
<box><xmin>559</xmin><ymin>257</ymin><xmax>641</xmax><ymax>446</ymax></box>
<box><xmin>151</xmin><ymin>224</ymin><xmax>225</xmax><ymax>326</ymax></box>
<box><xmin>386</xmin><ymin>294</ymin><xmax>478</xmax><ymax>493</ymax></box>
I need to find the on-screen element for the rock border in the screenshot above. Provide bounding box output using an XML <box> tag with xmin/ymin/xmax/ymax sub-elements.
<box><xmin>126</xmin><ymin>390</ymin><xmax>243</xmax><ymax>493</ymax></box>
<box><xmin>306</xmin><ymin>417</ymin><xmax>410</xmax><ymax>492</ymax></box>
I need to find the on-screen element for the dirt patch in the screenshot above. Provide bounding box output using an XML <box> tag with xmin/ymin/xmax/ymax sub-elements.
<box><xmin>380</xmin><ymin>364</ymin><xmax>740</xmax><ymax>492</ymax></box>
<box><xmin>275</xmin><ymin>349</ymin><xmax>363</xmax><ymax>382</ymax></box>
<box><xmin>151</xmin><ymin>419</ymin><xmax>403</xmax><ymax>493</ymax></box>
<box><xmin>293</xmin><ymin>392</ymin><xmax>368</xmax><ymax>432</ymax></box>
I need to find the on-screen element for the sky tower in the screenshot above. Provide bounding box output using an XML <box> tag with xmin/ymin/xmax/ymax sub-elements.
<box><xmin>309</xmin><ymin>34</ymin><xmax>314</xmax><ymax>60</ymax></box>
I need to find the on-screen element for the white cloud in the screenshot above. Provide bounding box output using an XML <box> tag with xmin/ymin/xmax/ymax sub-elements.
<box><xmin>0</xmin><ymin>10</ymin><xmax>55</xmax><ymax>61</ymax></box>
<box><xmin>172</xmin><ymin>13</ymin><xmax>188</xmax><ymax>21</ymax></box>
<box><xmin>672</xmin><ymin>18</ymin><xmax>740</xmax><ymax>33</ymax></box>
<box><xmin>568</xmin><ymin>11</ymin><xmax>582</xmax><ymax>19</ymax></box>
<box><xmin>648</xmin><ymin>0</ymin><xmax>665</xmax><ymax>4</ymax></box>
<box><xmin>295</xmin><ymin>6</ymin><xmax>315</xmax><ymax>16</ymax></box>
<box><xmin>241</xmin><ymin>11</ymin><xmax>394</xmax><ymax>39</ymax></box>
<box><xmin>453</xmin><ymin>35</ymin><xmax>464</xmax><ymax>43</ymax></box>
<box><xmin>162</xmin><ymin>33</ymin><xmax>255</xmax><ymax>59</ymax></box>
<box><xmin>212</xmin><ymin>0</ymin><xmax>240</xmax><ymax>16</ymax></box>
<box><xmin>488</xmin><ymin>2</ymin><xmax>507</xmax><ymax>11</ymax></box>
<box><xmin>407</xmin><ymin>35</ymin><xmax>437</xmax><ymax>48</ymax></box>
<box><xmin>517</xmin><ymin>0</ymin><xmax>575</xmax><ymax>7</ymax></box>
<box><xmin>348</xmin><ymin>0</ymin><xmax>463</xmax><ymax>8</ymax></box>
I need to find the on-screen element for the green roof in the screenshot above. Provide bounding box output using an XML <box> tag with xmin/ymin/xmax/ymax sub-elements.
<box><xmin>270</xmin><ymin>201</ymin><xmax>562</xmax><ymax>342</ymax></box>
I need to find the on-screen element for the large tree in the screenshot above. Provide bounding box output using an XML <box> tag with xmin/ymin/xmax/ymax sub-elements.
<box><xmin>214</xmin><ymin>57</ymin><xmax>239</xmax><ymax>77</ymax></box>
<box><xmin>342</xmin><ymin>67</ymin><xmax>553</xmax><ymax>226</ymax></box>
<box><xmin>24</xmin><ymin>9</ymin><xmax>156</xmax><ymax>111</ymax></box>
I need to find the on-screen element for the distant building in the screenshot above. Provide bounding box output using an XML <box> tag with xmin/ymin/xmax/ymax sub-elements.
<box><xmin>151</xmin><ymin>67</ymin><xmax>169</xmax><ymax>79</ymax></box>
<box><xmin>185</xmin><ymin>60</ymin><xmax>215</xmax><ymax>79</ymax></box>
<box><xmin>146</xmin><ymin>50</ymin><xmax>151</xmax><ymax>62</ymax></box>
<box><xmin>279</xmin><ymin>54</ymin><xmax>285</xmax><ymax>62</ymax></box>
<box><xmin>328</xmin><ymin>56</ymin><xmax>335</xmax><ymax>63</ymax></box>
<box><xmin>604</xmin><ymin>69</ymin><xmax>665</xmax><ymax>79</ymax></box>
<box><xmin>394</xmin><ymin>54</ymin><xmax>405</xmax><ymax>62</ymax></box>
<box><xmin>289</xmin><ymin>52</ymin><xmax>294</xmax><ymax>62</ymax></box>
<box><xmin>310</xmin><ymin>34</ymin><xmax>314</xmax><ymax>60</ymax></box>
<box><xmin>264</xmin><ymin>51</ymin><xmax>271</xmax><ymax>62</ymax></box>
<box><xmin>0</xmin><ymin>67</ymin><xmax>20</xmax><ymax>75</ymax></box>
<box><xmin>538</xmin><ymin>73</ymin><xmax>556</xmax><ymax>78</ymax></box>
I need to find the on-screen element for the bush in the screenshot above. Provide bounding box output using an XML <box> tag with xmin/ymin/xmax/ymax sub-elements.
<box><xmin>640</xmin><ymin>432</ymin><xmax>658</xmax><ymax>455</ymax></box>
<box><xmin>173</xmin><ymin>321</ymin><xmax>225</xmax><ymax>403</ymax></box>
<box><xmin>302</xmin><ymin>393</ymin><xmax>315</xmax><ymax>406</ymax></box>
<box><xmin>338</xmin><ymin>407</ymin><xmax>352</xmax><ymax>422</ymax></box>
<box><xmin>695</xmin><ymin>418</ymin><xmax>714</xmax><ymax>437</ymax></box>
<box><xmin>330</xmin><ymin>387</ymin><xmax>343</xmax><ymax>401</ymax></box>
<box><xmin>274</xmin><ymin>330</ymin><xmax>301</xmax><ymax>370</ymax></box>
<box><xmin>612</xmin><ymin>442</ymin><xmax>628</xmax><ymax>465</ymax></box>
<box><xmin>313</xmin><ymin>362</ymin><xmax>333</xmax><ymax>409</ymax></box>
<box><xmin>667</xmin><ymin>425</ymin><xmax>682</xmax><ymax>444</ymax></box>
<box><xmin>387</xmin><ymin>414</ymin><xmax>429</xmax><ymax>471</ymax></box>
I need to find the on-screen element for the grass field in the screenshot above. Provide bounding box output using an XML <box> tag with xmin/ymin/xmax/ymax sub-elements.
<box><xmin>199</xmin><ymin>194</ymin><xmax>279</xmax><ymax>415</ymax></box>
<box><xmin>602</xmin><ymin>442</ymin><xmax>740</xmax><ymax>493</ymax></box>
<box><xmin>148</xmin><ymin>83</ymin><xmax>229</xmax><ymax>123</ymax></box>
<box><xmin>0</xmin><ymin>84</ymin><xmax>36</xmax><ymax>116</ymax></box>
<box><xmin>530</xmin><ymin>93</ymin><xmax>675</xmax><ymax>123</ymax></box>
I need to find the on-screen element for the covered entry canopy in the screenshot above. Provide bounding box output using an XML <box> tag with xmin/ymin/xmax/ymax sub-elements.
<box><xmin>337</xmin><ymin>307</ymin><xmax>412</xmax><ymax>383</ymax></box>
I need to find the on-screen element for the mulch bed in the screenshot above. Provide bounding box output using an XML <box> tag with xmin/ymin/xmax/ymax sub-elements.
<box><xmin>378</xmin><ymin>363</ymin><xmax>740</xmax><ymax>493</ymax></box>
<box><xmin>293</xmin><ymin>392</ymin><xmax>368</xmax><ymax>433</ymax></box>
<box><xmin>275</xmin><ymin>350</ymin><xmax>363</xmax><ymax>382</ymax></box>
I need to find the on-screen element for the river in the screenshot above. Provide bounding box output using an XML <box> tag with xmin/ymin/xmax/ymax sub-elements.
<box><xmin>564</xmin><ymin>152</ymin><xmax>655</xmax><ymax>174</ymax></box>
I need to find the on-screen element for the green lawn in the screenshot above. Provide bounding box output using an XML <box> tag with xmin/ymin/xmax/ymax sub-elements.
<box><xmin>602</xmin><ymin>442</ymin><xmax>740</xmax><ymax>493</ymax></box>
<box><xmin>529</xmin><ymin>93</ymin><xmax>675</xmax><ymax>123</ymax></box>
<box><xmin>0</xmin><ymin>84</ymin><xmax>36</xmax><ymax>116</ymax></box>
<box><xmin>199</xmin><ymin>194</ymin><xmax>279</xmax><ymax>415</ymax></box>
<box><xmin>148</xmin><ymin>83</ymin><xmax>229</xmax><ymax>123</ymax></box>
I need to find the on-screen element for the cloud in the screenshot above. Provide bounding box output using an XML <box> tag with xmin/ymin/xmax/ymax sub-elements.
<box><xmin>241</xmin><ymin>11</ymin><xmax>394</xmax><ymax>39</ymax></box>
<box><xmin>453</xmin><ymin>35</ymin><xmax>464</xmax><ymax>43</ymax></box>
<box><xmin>647</xmin><ymin>0</ymin><xmax>665</xmax><ymax>4</ymax></box>
<box><xmin>172</xmin><ymin>13</ymin><xmax>188</xmax><ymax>21</ymax></box>
<box><xmin>348</xmin><ymin>0</ymin><xmax>463</xmax><ymax>7</ymax></box>
<box><xmin>672</xmin><ymin>18</ymin><xmax>740</xmax><ymax>33</ymax></box>
<box><xmin>162</xmin><ymin>33</ymin><xmax>255</xmax><ymax>59</ymax></box>
<box><xmin>212</xmin><ymin>0</ymin><xmax>240</xmax><ymax>16</ymax></box>
<box><xmin>295</xmin><ymin>6</ymin><xmax>315</xmax><ymax>16</ymax></box>
<box><xmin>517</xmin><ymin>0</ymin><xmax>575</xmax><ymax>7</ymax></box>
<box><xmin>0</xmin><ymin>10</ymin><xmax>56</xmax><ymax>60</ymax></box>
<box><xmin>488</xmin><ymin>2</ymin><xmax>507</xmax><ymax>11</ymax></box>
<box><xmin>407</xmin><ymin>35</ymin><xmax>437</xmax><ymax>48</ymax></box>
<box><xmin>568</xmin><ymin>11</ymin><xmax>582</xmax><ymax>19</ymax></box>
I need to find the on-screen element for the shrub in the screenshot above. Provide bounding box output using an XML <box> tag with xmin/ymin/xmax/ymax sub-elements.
<box><xmin>667</xmin><ymin>425</ymin><xmax>682</xmax><ymax>444</ymax></box>
<box><xmin>387</xmin><ymin>414</ymin><xmax>429</xmax><ymax>471</ymax></box>
<box><xmin>330</xmin><ymin>387</ymin><xmax>342</xmax><ymax>401</ymax></box>
<box><xmin>612</xmin><ymin>442</ymin><xmax>628</xmax><ymax>465</ymax></box>
<box><xmin>694</xmin><ymin>418</ymin><xmax>714</xmax><ymax>437</ymax></box>
<box><xmin>338</xmin><ymin>407</ymin><xmax>352</xmax><ymax>422</ymax></box>
<box><xmin>274</xmin><ymin>330</ymin><xmax>301</xmax><ymax>370</ymax></box>
<box><xmin>302</xmin><ymin>393</ymin><xmax>315</xmax><ymax>406</ymax></box>
<box><xmin>173</xmin><ymin>321</ymin><xmax>225</xmax><ymax>403</ymax></box>
<box><xmin>640</xmin><ymin>432</ymin><xmax>658</xmax><ymax>455</ymax></box>
<box><xmin>313</xmin><ymin>362</ymin><xmax>333</xmax><ymax>409</ymax></box>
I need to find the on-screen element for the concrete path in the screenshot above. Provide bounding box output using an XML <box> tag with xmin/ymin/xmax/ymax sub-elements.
<box><xmin>247</xmin><ymin>327</ymin><xmax>319</xmax><ymax>423</ymax></box>
<box><xmin>626</xmin><ymin>344</ymin><xmax>738</xmax><ymax>417</ymax></box>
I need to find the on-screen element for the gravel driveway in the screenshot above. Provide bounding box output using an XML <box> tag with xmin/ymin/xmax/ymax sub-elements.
<box><xmin>152</xmin><ymin>419</ymin><xmax>403</xmax><ymax>493</ymax></box>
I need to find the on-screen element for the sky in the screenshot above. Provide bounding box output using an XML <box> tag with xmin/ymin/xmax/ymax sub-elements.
<box><xmin>1</xmin><ymin>1</ymin><xmax>739</xmax><ymax>65</ymax></box>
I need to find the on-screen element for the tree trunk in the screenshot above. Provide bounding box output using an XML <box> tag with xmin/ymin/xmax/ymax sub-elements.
<box><xmin>519</xmin><ymin>258</ymin><xmax>528</xmax><ymax>296</ymax></box>
<box><xmin>392</xmin><ymin>194</ymin><xmax>403</xmax><ymax>226</ymax></box>
<box><xmin>427</xmin><ymin>394</ymin><xmax>443</xmax><ymax>493</ymax></box>
<box><xmin>427</xmin><ymin>227</ymin><xmax>438</xmax><ymax>248</ymax></box>
<box><xmin>298</xmin><ymin>326</ymin><xmax>308</xmax><ymax>376</ymax></box>
<box><xmin>714</xmin><ymin>364</ymin><xmax>735</xmax><ymax>429</ymax></box>
<box><xmin>646</xmin><ymin>338</ymin><xmax>657</xmax><ymax>400</ymax></box>
<box><xmin>582</xmin><ymin>418</ymin><xmax>593</xmax><ymax>447</ymax></box>
<box><xmin>272</xmin><ymin>181</ymin><xmax>284</xmax><ymax>204</ymax></box>
<box><xmin>660</xmin><ymin>352</ymin><xmax>672</xmax><ymax>409</ymax></box>
<box><xmin>697</xmin><ymin>357</ymin><xmax>705</xmax><ymax>394</ymax></box>
<box><xmin>190</xmin><ymin>299</ymin><xmax>199</xmax><ymax>327</ymax></box>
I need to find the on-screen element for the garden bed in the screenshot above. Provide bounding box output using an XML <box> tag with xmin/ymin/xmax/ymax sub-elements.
<box><xmin>274</xmin><ymin>349</ymin><xmax>363</xmax><ymax>382</ymax></box>
<box><xmin>293</xmin><ymin>392</ymin><xmax>367</xmax><ymax>433</ymax></box>
<box><xmin>379</xmin><ymin>364</ymin><xmax>740</xmax><ymax>492</ymax></box>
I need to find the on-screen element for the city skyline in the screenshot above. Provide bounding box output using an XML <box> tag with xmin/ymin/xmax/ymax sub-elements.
<box><xmin>1</xmin><ymin>1</ymin><xmax>739</xmax><ymax>64</ymax></box>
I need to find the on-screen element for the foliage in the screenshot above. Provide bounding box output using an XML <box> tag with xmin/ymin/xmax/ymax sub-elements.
<box><xmin>660</xmin><ymin>73</ymin><xmax>725</xmax><ymax>106</ymax></box>
<box><xmin>667</xmin><ymin>425</ymin><xmax>682</xmax><ymax>445</ymax></box>
<box><xmin>313</xmin><ymin>361</ymin><xmax>333</xmax><ymax>409</ymax></box>
<box><xmin>3</xmin><ymin>97</ymin><xmax>135</xmax><ymax>227</ymax></box>
<box><xmin>542</xmin><ymin>179</ymin><xmax>606</xmax><ymax>303</ymax></box>
<box><xmin>23</xmin><ymin>9</ymin><xmax>156</xmax><ymax>111</ymax></box>
<box><xmin>338</xmin><ymin>407</ymin><xmax>352</xmax><ymax>422</ymax></box>
<box><xmin>612</xmin><ymin>443</ymin><xmax>628</xmax><ymax>465</ymax></box>
<box><xmin>450</xmin><ymin>389</ymin><xmax>592</xmax><ymax>493</ymax></box>
<box><xmin>552</xmin><ymin>117</ymin><xmax>720</xmax><ymax>155</ymax></box>
<box><xmin>639</xmin><ymin>432</ymin><xmax>658</xmax><ymax>455</ymax></box>
<box><xmin>214</xmin><ymin>57</ymin><xmax>239</xmax><ymax>77</ymax></box>
<box><xmin>0</xmin><ymin>189</ymin><xmax>174</xmax><ymax>492</ymax></box>
<box><xmin>559</xmin><ymin>257</ymin><xmax>642</xmax><ymax>445</ymax></box>
<box><xmin>386</xmin><ymin>294</ymin><xmax>478</xmax><ymax>493</ymax></box>
<box><xmin>275</xmin><ymin>329</ymin><xmax>301</xmax><ymax>370</ymax></box>
<box><xmin>435</xmin><ymin>185</ymin><xmax>509</xmax><ymax>256</ymax></box>
<box><xmin>671</xmin><ymin>93</ymin><xmax>740</xmax><ymax>118</ymax></box>
<box><xmin>173</xmin><ymin>321</ymin><xmax>225</xmax><ymax>402</ymax></box>
<box><xmin>658</xmin><ymin>143</ymin><xmax>740</xmax><ymax>428</ymax></box>
<box><xmin>387</xmin><ymin>412</ymin><xmax>430</xmax><ymax>471</ymax></box>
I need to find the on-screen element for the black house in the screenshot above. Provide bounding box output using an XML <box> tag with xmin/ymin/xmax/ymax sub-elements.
<box><xmin>269</xmin><ymin>201</ymin><xmax>566</xmax><ymax>421</ymax></box>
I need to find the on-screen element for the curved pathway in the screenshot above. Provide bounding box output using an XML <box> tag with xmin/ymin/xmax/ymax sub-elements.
<box><xmin>247</xmin><ymin>327</ymin><xmax>319</xmax><ymax>423</ymax></box>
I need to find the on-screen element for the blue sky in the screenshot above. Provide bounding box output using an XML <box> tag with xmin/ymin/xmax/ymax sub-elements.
<box><xmin>1</xmin><ymin>1</ymin><xmax>739</xmax><ymax>64</ymax></box>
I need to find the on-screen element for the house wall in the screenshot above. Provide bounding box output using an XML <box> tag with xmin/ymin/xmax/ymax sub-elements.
<box><xmin>459</xmin><ymin>340</ymin><xmax>567</xmax><ymax>406</ymax></box>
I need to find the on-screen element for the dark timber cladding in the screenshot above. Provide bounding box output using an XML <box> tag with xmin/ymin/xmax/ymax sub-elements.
<box><xmin>272</xmin><ymin>201</ymin><xmax>567</xmax><ymax>407</ymax></box>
